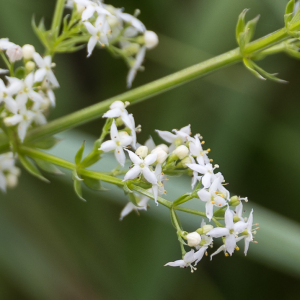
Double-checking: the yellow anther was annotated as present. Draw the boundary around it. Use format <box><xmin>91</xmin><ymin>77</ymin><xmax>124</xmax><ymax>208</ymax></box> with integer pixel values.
<box><xmin>254</xmin><ymin>241</ymin><xmax>258</xmax><ymax>244</ymax></box>
<box><xmin>161</xmin><ymin>172</ymin><xmax>164</xmax><ymax>175</ymax></box>
<box><xmin>207</xmin><ymin>148</ymin><xmax>211</xmax><ymax>152</ymax></box>
<box><xmin>220</xmin><ymin>194</ymin><xmax>224</xmax><ymax>197</ymax></box>
<box><xmin>164</xmin><ymin>190</ymin><xmax>167</xmax><ymax>194</ymax></box>
<box><xmin>235</xmin><ymin>246</ymin><xmax>240</xmax><ymax>251</ymax></box>
<box><xmin>211</xmin><ymin>201</ymin><xmax>215</xmax><ymax>204</ymax></box>
<box><xmin>117</xmin><ymin>151</ymin><xmax>120</xmax><ymax>153</ymax></box>
<box><xmin>218</xmin><ymin>203</ymin><xmax>222</xmax><ymax>207</ymax></box>
<box><xmin>165</xmin><ymin>178</ymin><xmax>169</xmax><ymax>181</ymax></box>
<box><xmin>215</xmin><ymin>191</ymin><xmax>218</xmax><ymax>194</ymax></box>
<box><xmin>210</xmin><ymin>159</ymin><xmax>213</xmax><ymax>162</ymax></box>
<box><xmin>160</xmin><ymin>184</ymin><xmax>163</xmax><ymax>187</ymax></box>
<box><xmin>205</xmin><ymin>251</ymin><xmax>208</xmax><ymax>256</ymax></box>
<box><xmin>225</xmin><ymin>253</ymin><xmax>229</xmax><ymax>257</ymax></box>
<box><xmin>201</xmin><ymin>141</ymin><xmax>205</xmax><ymax>144</ymax></box>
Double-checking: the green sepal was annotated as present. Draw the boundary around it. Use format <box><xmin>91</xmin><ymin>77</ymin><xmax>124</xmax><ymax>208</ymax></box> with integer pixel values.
<box><xmin>236</xmin><ymin>9</ymin><xmax>248</xmax><ymax>44</ymax></box>
<box><xmin>286</xmin><ymin>0</ymin><xmax>295</xmax><ymax>15</ymax></box>
<box><xmin>73</xmin><ymin>178</ymin><xmax>86</xmax><ymax>201</ymax></box>
<box><xmin>243</xmin><ymin>58</ymin><xmax>266</xmax><ymax>80</ymax></box>
<box><xmin>31</xmin><ymin>17</ymin><xmax>50</xmax><ymax>50</ymax></box>
<box><xmin>173</xmin><ymin>193</ymin><xmax>192</xmax><ymax>206</ymax></box>
<box><xmin>80</xmin><ymin>153</ymin><xmax>101</xmax><ymax>168</ymax></box>
<box><xmin>26</xmin><ymin>136</ymin><xmax>61</xmax><ymax>150</ymax></box>
<box><xmin>82</xmin><ymin>176</ymin><xmax>107</xmax><ymax>191</ymax></box>
<box><xmin>33</xmin><ymin>158</ymin><xmax>64</xmax><ymax>175</ymax></box>
<box><xmin>18</xmin><ymin>154</ymin><xmax>49</xmax><ymax>183</ymax></box>
<box><xmin>75</xmin><ymin>141</ymin><xmax>85</xmax><ymax>165</ymax></box>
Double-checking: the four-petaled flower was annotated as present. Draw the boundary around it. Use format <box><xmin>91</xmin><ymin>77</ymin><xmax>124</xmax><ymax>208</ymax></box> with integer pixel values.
<box><xmin>189</xmin><ymin>134</ymin><xmax>210</xmax><ymax>166</ymax></box>
<box><xmin>207</xmin><ymin>206</ymin><xmax>247</xmax><ymax>256</ymax></box>
<box><xmin>123</xmin><ymin>150</ymin><xmax>157</xmax><ymax>184</ymax></box>
<box><xmin>99</xmin><ymin>120</ymin><xmax>132</xmax><ymax>166</ymax></box>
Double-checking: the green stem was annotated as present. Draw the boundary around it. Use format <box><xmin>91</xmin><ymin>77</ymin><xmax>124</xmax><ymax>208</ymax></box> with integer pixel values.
<box><xmin>19</xmin><ymin>146</ymin><xmax>173</xmax><ymax>208</ymax></box>
<box><xmin>1</xmin><ymin>22</ymin><xmax>300</xmax><ymax>153</ymax></box>
<box><xmin>51</xmin><ymin>0</ymin><xmax>66</xmax><ymax>38</ymax></box>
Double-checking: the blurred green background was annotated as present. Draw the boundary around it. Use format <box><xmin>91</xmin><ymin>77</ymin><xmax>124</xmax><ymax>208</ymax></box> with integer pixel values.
<box><xmin>0</xmin><ymin>0</ymin><xmax>300</xmax><ymax>299</ymax></box>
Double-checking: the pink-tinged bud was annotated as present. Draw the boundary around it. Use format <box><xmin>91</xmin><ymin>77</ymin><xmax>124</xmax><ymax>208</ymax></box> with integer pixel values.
<box><xmin>6</xmin><ymin>45</ymin><xmax>23</xmax><ymax>62</ymax></box>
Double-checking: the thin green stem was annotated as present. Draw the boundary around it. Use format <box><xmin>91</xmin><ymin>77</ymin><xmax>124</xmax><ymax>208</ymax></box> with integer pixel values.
<box><xmin>19</xmin><ymin>146</ymin><xmax>173</xmax><ymax>208</ymax></box>
<box><xmin>51</xmin><ymin>0</ymin><xmax>66</xmax><ymax>38</ymax></box>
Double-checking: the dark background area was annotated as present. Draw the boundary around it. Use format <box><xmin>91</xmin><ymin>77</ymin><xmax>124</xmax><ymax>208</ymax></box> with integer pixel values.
<box><xmin>0</xmin><ymin>0</ymin><xmax>299</xmax><ymax>299</ymax></box>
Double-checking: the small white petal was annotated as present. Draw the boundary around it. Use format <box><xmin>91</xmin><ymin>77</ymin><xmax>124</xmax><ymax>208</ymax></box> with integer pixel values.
<box><xmin>115</xmin><ymin>147</ymin><xmax>126</xmax><ymax>166</ymax></box>
<box><xmin>123</xmin><ymin>165</ymin><xmax>141</xmax><ymax>181</ymax></box>
<box><xmin>144</xmin><ymin>153</ymin><xmax>157</xmax><ymax>166</ymax></box>
<box><xmin>207</xmin><ymin>227</ymin><xmax>229</xmax><ymax>238</ymax></box>
<box><xmin>225</xmin><ymin>234</ymin><xmax>236</xmax><ymax>256</ymax></box>
<box><xmin>127</xmin><ymin>150</ymin><xmax>142</xmax><ymax>164</ymax></box>
<box><xmin>100</xmin><ymin>140</ymin><xmax>116</xmax><ymax>152</ymax></box>
<box><xmin>155</xmin><ymin>130</ymin><xmax>176</xmax><ymax>143</ymax></box>
<box><xmin>142</xmin><ymin>167</ymin><xmax>157</xmax><ymax>185</ymax></box>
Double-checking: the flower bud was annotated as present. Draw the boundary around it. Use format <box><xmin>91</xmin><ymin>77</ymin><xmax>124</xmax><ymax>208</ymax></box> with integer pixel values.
<box><xmin>202</xmin><ymin>225</ymin><xmax>214</xmax><ymax>234</ymax></box>
<box><xmin>135</xmin><ymin>146</ymin><xmax>148</xmax><ymax>158</ymax></box>
<box><xmin>229</xmin><ymin>195</ymin><xmax>240</xmax><ymax>207</ymax></box>
<box><xmin>6</xmin><ymin>45</ymin><xmax>23</xmax><ymax>62</ymax></box>
<box><xmin>25</xmin><ymin>61</ymin><xmax>35</xmax><ymax>72</ymax></box>
<box><xmin>186</xmin><ymin>232</ymin><xmax>201</xmax><ymax>247</ymax></box>
<box><xmin>181</xmin><ymin>156</ymin><xmax>192</xmax><ymax>167</ymax></box>
<box><xmin>6</xmin><ymin>174</ymin><xmax>18</xmax><ymax>188</ymax></box>
<box><xmin>22</xmin><ymin>44</ymin><xmax>35</xmax><ymax>59</ymax></box>
<box><xmin>151</xmin><ymin>147</ymin><xmax>168</xmax><ymax>164</ymax></box>
<box><xmin>144</xmin><ymin>31</ymin><xmax>159</xmax><ymax>49</ymax></box>
<box><xmin>156</xmin><ymin>144</ymin><xmax>169</xmax><ymax>153</ymax></box>
<box><xmin>110</xmin><ymin>100</ymin><xmax>125</xmax><ymax>110</ymax></box>
<box><xmin>173</xmin><ymin>145</ymin><xmax>189</xmax><ymax>159</ymax></box>
<box><xmin>123</xmin><ymin>43</ymin><xmax>140</xmax><ymax>57</ymax></box>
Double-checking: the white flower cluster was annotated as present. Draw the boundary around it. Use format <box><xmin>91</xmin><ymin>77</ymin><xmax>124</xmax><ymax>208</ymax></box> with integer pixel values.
<box><xmin>0</xmin><ymin>152</ymin><xmax>20</xmax><ymax>192</ymax></box>
<box><xmin>0</xmin><ymin>39</ymin><xmax>59</xmax><ymax>142</ymax></box>
<box><xmin>100</xmin><ymin>100</ymin><xmax>257</xmax><ymax>270</ymax></box>
<box><xmin>67</xmin><ymin>0</ymin><xmax>159</xmax><ymax>87</ymax></box>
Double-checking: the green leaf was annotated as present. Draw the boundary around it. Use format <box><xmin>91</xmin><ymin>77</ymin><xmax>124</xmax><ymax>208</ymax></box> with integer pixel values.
<box><xmin>80</xmin><ymin>153</ymin><xmax>101</xmax><ymax>168</ymax></box>
<box><xmin>72</xmin><ymin>169</ymin><xmax>83</xmax><ymax>181</ymax></box>
<box><xmin>251</xmin><ymin>60</ymin><xmax>288</xmax><ymax>83</ymax></box>
<box><xmin>173</xmin><ymin>193</ymin><xmax>192</xmax><ymax>206</ymax></box>
<box><xmin>26</xmin><ymin>136</ymin><xmax>61</xmax><ymax>150</ymax></box>
<box><xmin>243</xmin><ymin>58</ymin><xmax>266</xmax><ymax>80</ymax></box>
<box><xmin>18</xmin><ymin>154</ymin><xmax>49</xmax><ymax>183</ymax></box>
<box><xmin>75</xmin><ymin>141</ymin><xmax>85</xmax><ymax>165</ymax></box>
<box><xmin>31</xmin><ymin>17</ymin><xmax>50</xmax><ymax>50</ymax></box>
<box><xmin>236</xmin><ymin>9</ymin><xmax>248</xmax><ymax>44</ymax></box>
<box><xmin>14</xmin><ymin>67</ymin><xmax>25</xmax><ymax>79</ymax></box>
<box><xmin>286</xmin><ymin>0</ymin><xmax>295</xmax><ymax>15</ymax></box>
<box><xmin>73</xmin><ymin>179</ymin><xmax>86</xmax><ymax>201</ymax></box>
<box><xmin>82</xmin><ymin>176</ymin><xmax>107</xmax><ymax>191</ymax></box>
<box><xmin>33</xmin><ymin>158</ymin><xmax>64</xmax><ymax>175</ymax></box>
<box><xmin>244</xmin><ymin>15</ymin><xmax>260</xmax><ymax>44</ymax></box>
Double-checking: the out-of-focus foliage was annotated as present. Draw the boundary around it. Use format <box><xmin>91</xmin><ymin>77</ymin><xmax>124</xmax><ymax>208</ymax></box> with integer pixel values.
<box><xmin>0</xmin><ymin>0</ymin><xmax>300</xmax><ymax>299</ymax></box>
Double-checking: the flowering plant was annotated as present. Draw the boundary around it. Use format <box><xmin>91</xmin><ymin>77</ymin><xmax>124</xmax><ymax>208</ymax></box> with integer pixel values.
<box><xmin>1</xmin><ymin>0</ymin><xmax>300</xmax><ymax>271</ymax></box>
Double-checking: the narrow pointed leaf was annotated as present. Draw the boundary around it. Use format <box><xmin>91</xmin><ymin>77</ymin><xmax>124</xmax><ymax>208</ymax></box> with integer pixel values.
<box><xmin>245</xmin><ymin>15</ymin><xmax>260</xmax><ymax>44</ymax></box>
<box><xmin>19</xmin><ymin>154</ymin><xmax>49</xmax><ymax>183</ymax></box>
<box><xmin>236</xmin><ymin>9</ymin><xmax>249</xmax><ymax>44</ymax></box>
<box><xmin>72</xmin><ymin>169</ymin><xmax>83</xmax><ymax>181</ymax></box>
<box><xmin>286</xmin><ymin>0</ymin><xmax>295</xmax><ymax>15</ymax></box>
<box><xmin>128</xmin><ymin>192</ymin><xmax>139</xmax><ymax>206</ymax></box>
<box><xmin>74</xmin><ymin>179</ymin><xmax>86</xmax><ymax>201</ymax></box>
<box><xmin>243</xmin><ymin>58</ymin><xmax>266</xmax><ymax>80</ymax></box>
<box><xmin>123</xmin><ymin>182</ymin><xmax>133</xmax><ymax>194</ymax></box>
<box><xmin>27</xmin><ymin>136</ymin><xmax>61</xmax><ymax>150</ymax></box>
<box><xmin>75</xmin><ymin>141</ymin><xmax>85</xmax><ymax>165</ymax></box>
<box><xmin>173</xmin><ymin>193</ymin><xmax>192</xmax><ymax>206</ymax></box>
<box><xmin>34</xmin><ymin>158</ymin><xmax>64</xmax><ymax>175</ymax></box>
<box><xmin>82</xmin><ymin>176</ymin><xmax>107</xmax><ymax>191</ymax></box>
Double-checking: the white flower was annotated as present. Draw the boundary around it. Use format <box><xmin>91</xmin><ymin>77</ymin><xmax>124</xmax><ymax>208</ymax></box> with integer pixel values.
<box><xmin>186</xmin><ymin>232</ymin><xmax>201</xmax><ymax>247</ymax></box>
<box><xmin>117</xmin><ymin>11</ymin><xmax>146</xmax><ymax>32</ymax></box>
<box><xmin>99</xmin><ymin>120</ymin><xmax>132</xmax><ymax>166</ymax></box>
<box><xmin>173</xmin><ymin>145</ymin><xmax>189</xmax><ymax>159</ymax></box>
<box><xmin>197</xmin><ymin>177</ymin><xmax>228</xmax><ymax>220</ymax></box>
<box><xmin>156</xmin><ymin>124</ymin><xmax>191</xmax><ymax>152</ymax></box>
<box><xmin>127</xmin><ymin>46</ymin><xmax>146</xmax><ymax>88</ymax></box>
<box><xmin>84</xmin><ymin>14</ymin><xmax>111</xmax><ymax>57</ymax></box>
<box><xmin>241</xmin><ymin>209</ymin><xmax>254</xmax><ymax>256</ymax></box>
<box><xmin>0</xmin><ymin>38</ymin><xmax>15</xmax><ymax>50</ymax></box>
<box><xmin>0</xmin><ymin>153</ymin><xmax>20</xmax><ymax>192</ymax></box>
<box><xmin>33</xmin><ymin>53</ymin><xmax>59</xmax><ymax>87</ymax></box>
<box><xmin>120</xmin><ymin>194</ymin><xmax>149</xmax><ymax>220</ymax></box>
<box><xmin>4</xmin><ymin>105</ymin><xmax>46</xmax><ymax>142</ymax></box>
<box><xmin>74</xmin><ymin>0</ymin><xmax>111</xmax><ymax>21</ymax></box>
<box><xmin>0</xmin><ymin>69</ymin><xmax>9</xmax><ymax>74</ymax></box>
<box><xmin>0</xmin><ymin>78</ymin><xmax>21</xmax><ymax>114</ymax></box>
<box><xmin>7</xmin><ymin>73</ymin><xmax>44</xmax><ymax>108</ymax></box>
<box><xmin>144</xmin><ymin>30</ymin><xmax>159</xmax><ymax>49</ymax></box>
<box><xmin>189</xmin><ymin>134</ymin><xmax>210</xmax><ymax>166</ymax></box>
<box><xmin>102</xmin><ymin>101</ymin><xmax>134</xmax><ymax>131</ymax></box>
<box><xmin>165</xmin><ymin>250</ymin><xmax>197</xmax><ymax>272</ymax></box>
<box><xmin>6</xmin><ymin>45</ymin><xmax>23</xmax><ymax>62</ymax></box>
<box><xmin>151</xmin><ymin>163</ymin><xmax>166</xmax><ymax>204</ymax></box>
<box><xmin>207</xmin><ymin>206</ymin><xmax>247</xmax><ymax>256</ymax></box>
<box><xmin>123</xmin><ymin>150</ymin><xmax>157</xmax><ymax>184</ymax></box>
<box><xmin>22</xmin><ymin>44</ymin><xmax>35</xmax><ymax>60</ymax></box>
<box><xmin>186</xmin><ymin>163</ymin><xmax>218</xmax><ymax>188</ymax></box>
